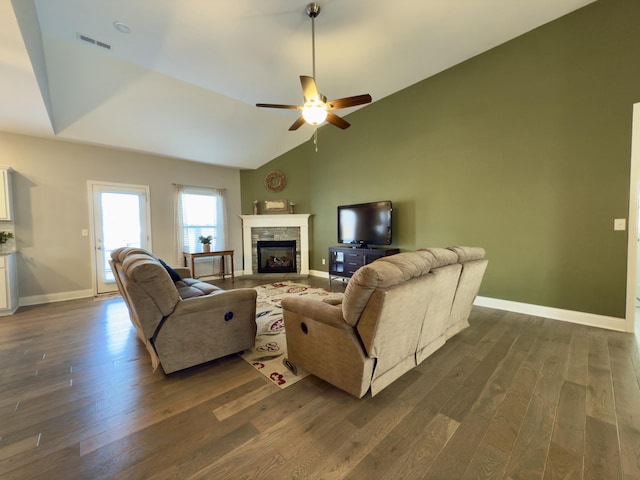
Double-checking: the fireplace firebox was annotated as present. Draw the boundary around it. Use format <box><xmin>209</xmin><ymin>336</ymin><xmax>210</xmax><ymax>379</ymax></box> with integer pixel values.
<box><xmin>257</xmin><ymin>240</ymin><xmax>297</xmax><ymax>273</ymax></box>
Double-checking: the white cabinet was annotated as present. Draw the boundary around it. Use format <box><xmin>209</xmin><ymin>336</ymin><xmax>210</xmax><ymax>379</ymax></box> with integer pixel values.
<box><xmin>0</xmin><ymin>167</ymin><xmax>13</xmax><ymax>221</ymax></box>
<box><xmin>0</xmin><ymin>253</ymin><xmax>18</xmax><ymax>315</ymax></box>
<box><xmin>0</xmin><ymin>167</ymin><xmax>16</xmax><ymax>314</ymax></box>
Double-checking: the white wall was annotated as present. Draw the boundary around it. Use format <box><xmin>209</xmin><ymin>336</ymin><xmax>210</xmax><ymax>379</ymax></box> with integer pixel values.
<box><xmin>0</xmin><ymin>131</ymin><xmax>243</xmax><ymax>304</ymax></box>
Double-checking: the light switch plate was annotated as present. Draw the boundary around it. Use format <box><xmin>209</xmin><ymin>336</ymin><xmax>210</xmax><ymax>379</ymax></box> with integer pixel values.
<box><xmin>614</xmin><ymin>218</ymin><xmax>626</xmax><ymax>231</ymax></box>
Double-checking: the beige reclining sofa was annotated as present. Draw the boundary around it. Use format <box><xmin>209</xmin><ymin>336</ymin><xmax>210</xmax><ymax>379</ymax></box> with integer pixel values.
<box><xmin>282</xmin><ymin>246</ymin><xmax>487</xmax><ymax>398</ymax></box>
<box><xmin>110</xmin><ymin>247</ymin><xmax>257</xmax><ymax>374</ymax></box>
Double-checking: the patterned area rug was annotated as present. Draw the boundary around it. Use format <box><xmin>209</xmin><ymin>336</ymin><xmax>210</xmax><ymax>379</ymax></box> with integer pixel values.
<box><xmin>240</xmin><ymin>281</ymin><xmax>343</xmax><ymax>389</ymax></box>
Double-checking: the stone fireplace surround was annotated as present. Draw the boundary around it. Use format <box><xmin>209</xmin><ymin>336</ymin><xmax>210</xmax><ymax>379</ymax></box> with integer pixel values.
<box><xmin>240</xmin><ymin>214</ymin><xmax>310</xmax><ymax>275</ymax></box>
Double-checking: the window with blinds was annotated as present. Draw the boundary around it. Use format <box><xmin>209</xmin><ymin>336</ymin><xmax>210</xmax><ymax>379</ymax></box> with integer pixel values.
<box><xmin>177</xmin><ymin>186</ymin><xmax>226</xmax><ymax>254</ymax></box>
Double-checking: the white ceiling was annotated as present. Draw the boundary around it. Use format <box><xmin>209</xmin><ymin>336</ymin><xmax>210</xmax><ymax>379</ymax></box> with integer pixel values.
<box><xmin>0</xmin><ymin>0</ymin><xmax>595</xmax><ymax>170</ymax></box>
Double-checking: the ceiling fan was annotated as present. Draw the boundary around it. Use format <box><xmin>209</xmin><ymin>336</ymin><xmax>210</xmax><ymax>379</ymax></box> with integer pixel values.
<box><xmin>256</xmin><ymin>3</ymin><xmax>372</xmax><ymax>134</ymax></box>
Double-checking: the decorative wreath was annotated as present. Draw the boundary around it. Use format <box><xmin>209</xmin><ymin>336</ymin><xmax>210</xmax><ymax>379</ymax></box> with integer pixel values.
<box><xmin>264</xmin><ymin>170</ymin><xmax>286</xmax><ymax>192</ymax></box>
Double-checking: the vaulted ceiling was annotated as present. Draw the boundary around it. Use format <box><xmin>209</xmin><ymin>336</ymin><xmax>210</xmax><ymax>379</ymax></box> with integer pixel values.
<box><xmin>0</xmin><ymin>0</ymin><xmax>595</xmax><ymax>169</ymax></box>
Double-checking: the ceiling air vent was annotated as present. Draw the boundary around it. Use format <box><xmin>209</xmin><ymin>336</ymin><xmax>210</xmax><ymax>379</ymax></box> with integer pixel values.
<box><xmin>77</xmin><ymin>33</ymin><xmax>111</xmax><ymax>50</ymax></box>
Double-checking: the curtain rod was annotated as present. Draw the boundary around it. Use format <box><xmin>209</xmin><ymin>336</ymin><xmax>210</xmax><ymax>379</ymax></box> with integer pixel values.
<box><xmin>172</xmin><ymin>183</ymin><xmax>227</xmax><ymax>191</ymax></box>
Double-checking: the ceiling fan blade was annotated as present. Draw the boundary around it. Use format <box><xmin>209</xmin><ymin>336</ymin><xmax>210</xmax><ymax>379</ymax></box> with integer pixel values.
<box><xmin>256</xmin><ymin>103</ymin><xmax>300</xmax><ymax>109</ymax></box>
<box><xmin>326</xmin><ymin>94</ymin><xmax>372</xmax><ymax>110</ymax></box>
<box><xmin>300</xmin><ymin>75</ymin><xmax>320</xmax><ymax>101</ymax></box>
<box><xmin>288</xmin><ymin>116</ymin><xmax>306</xmax><ymax>131</ymax></box>
<box><xmin>326</xmin><ymin>112</ymin><xmax>350</xmax><ymax>129</ymax></box>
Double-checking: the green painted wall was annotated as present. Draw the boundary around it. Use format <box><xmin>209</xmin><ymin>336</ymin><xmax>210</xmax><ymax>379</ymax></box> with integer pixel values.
<box><xmin>241</xmin><ymin>0</ymin><xmax>640</xmax><ymax>318</ymax></box>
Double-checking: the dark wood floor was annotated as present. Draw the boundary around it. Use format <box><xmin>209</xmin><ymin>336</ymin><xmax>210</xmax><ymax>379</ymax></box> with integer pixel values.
<box><xmin>1</xmin><ymin>274</ymin><xmax>640</xmax><ymax>479</ymax></box>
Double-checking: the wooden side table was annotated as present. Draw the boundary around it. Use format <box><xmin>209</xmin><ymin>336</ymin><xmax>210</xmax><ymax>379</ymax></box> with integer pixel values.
<box><xmin>183</xmin><ymin>250</ymin><xmax>234</xmax><ymax>281</ymax></box>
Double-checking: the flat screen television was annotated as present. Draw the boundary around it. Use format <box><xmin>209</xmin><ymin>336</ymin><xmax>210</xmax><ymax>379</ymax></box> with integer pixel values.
<box><xmin>337</xmin><ymin>200</ymin><xmax>393</xmax><ymax>247</ymax></box>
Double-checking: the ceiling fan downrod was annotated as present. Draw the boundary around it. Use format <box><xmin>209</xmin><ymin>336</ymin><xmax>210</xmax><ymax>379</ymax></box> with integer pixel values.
<box><xmin>306</xmin><ymin>3</ymin><xmax>320</xmax><ymax>81</ymax></box>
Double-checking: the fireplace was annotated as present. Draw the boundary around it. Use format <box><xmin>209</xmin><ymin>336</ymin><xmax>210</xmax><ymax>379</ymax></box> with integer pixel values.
<box><xmin>240</xmin><ymin>214</ymin><xmax>310</xmax><ymax>275</ymax></box>
<box><xmin>257</xmin><ymin>240</ymin><xmax>297</xmax><ymax>273</ymax></box>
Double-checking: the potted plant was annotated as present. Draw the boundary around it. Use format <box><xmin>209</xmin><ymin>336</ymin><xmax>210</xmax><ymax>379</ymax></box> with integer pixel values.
<box><xmin>0</xmin><ymin>231</ymin><xmax>13</xmax><ymax>246</ymax></box>
<box><xmin>0</xmin><ymin>231</ymin><xmax>13</xmax><ymax>252</ymax></box>
<box><xmin>198</xmin><ymin>235</ymin><xmax>212</xmax><ymax>253</ymax></box>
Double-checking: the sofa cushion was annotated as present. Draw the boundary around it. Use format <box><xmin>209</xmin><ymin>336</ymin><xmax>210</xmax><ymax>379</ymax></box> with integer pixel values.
<box><xmin>111</xmin><ymin>246</ymin><xmax>153</xmax><ymax>263</ymax></box>
<box><xmin>121</xmin><ymin>253</ymin><xmax>180</xmax><ymax>316</ymax></box>
<box><xmin>418</xmin><ymin>247</ymin><xmax>458</xmax><ymax>268</ymax></box>
<box><xmin>448</xmin><ymin>246</ymin><xmax>485</xmax><ymax>262</ymax></box>
<box><xmin>342</xmin><ymin>251</ymin><xmax>432</xmax><ymax>326</ymax></box>
<box><xmin>446</xmin><ymin>247</ymin><xmax>488</xmax><ymax>339</ymax></box>
<box><xmin>376</xmin><ymin>251</ymin><xmax>432</xmax><ymax>278</ymax></box>
<box><xmin>176</xmin><ymin>278</ymin><xmax>219</xmax><ymax>299</ymax></box>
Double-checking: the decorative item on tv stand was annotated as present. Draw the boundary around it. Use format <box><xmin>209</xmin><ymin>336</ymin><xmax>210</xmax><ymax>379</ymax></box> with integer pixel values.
<box><xmin>198</xmin><ymin>235</ymin><xmax>212</xmax><ymax>253</ymax></box>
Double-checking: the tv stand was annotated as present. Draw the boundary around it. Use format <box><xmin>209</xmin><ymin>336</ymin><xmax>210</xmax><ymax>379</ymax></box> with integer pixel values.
<box><xmin>328</xmin><ymin>246</ymin><xmax>400</xmax><ymax>285</ymax></box>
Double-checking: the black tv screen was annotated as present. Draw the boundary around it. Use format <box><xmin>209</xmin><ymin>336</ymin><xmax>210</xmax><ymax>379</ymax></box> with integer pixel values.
<box><xmin>337</xmin><ymin>201</ymin><xmax>392</xmax><ymax>247</ymax></box>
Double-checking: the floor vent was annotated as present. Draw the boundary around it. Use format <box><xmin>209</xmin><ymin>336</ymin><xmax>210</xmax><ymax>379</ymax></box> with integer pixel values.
<box><xmin>77</xmin><ymin>33</ymin><xmax>111</xmax><ymax>50</ymax></box>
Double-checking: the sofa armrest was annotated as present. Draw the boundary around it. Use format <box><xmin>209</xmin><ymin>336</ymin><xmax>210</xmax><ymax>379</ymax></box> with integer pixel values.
<box><xmin>282</xmin><ymin>295</ymin><xmax>374</xmax><ymax>398</ymax></box>
<box><xmin>281</xmin><ymin>296</ymin><xmax>347</xmax><ymax>330</ymax></box>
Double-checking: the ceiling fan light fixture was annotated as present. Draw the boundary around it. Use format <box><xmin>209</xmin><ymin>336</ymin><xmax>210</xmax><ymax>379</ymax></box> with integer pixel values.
<box><xmin>302</xmin><ymin>103</ymin><xmax>328</xmax><ymax>125</ymax></box>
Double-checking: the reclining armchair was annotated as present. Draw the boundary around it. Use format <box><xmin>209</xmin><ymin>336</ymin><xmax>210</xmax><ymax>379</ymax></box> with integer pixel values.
<box><xmin>110</xmin><ymin>247</ymin><xmax>257</xmax><ymax>374</ymax></box>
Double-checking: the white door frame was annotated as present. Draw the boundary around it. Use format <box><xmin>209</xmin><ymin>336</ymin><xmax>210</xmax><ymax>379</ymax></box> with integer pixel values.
<box><xmin>625</xmin><ymin>103</ymin><xmax>640</xmax><ymax>332</ymax></box>
<box><xmin>88</xmin><ymin>181</ymin><xmax>152</xmax><ymax>295</ymax></box>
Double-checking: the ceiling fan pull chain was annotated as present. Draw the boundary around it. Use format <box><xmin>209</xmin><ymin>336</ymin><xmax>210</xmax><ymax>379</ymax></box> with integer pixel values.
<box><xmin>314</xmin><ymin>128</ymin><xmax>319</xmax><ymax>152</ymax></box>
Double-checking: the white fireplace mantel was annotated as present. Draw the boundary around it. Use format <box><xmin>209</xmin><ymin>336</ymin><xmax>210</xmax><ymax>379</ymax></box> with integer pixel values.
<box><xmin>240</xmin><ymin>214</ymin><xmax>311</xmax><ymax>275</ymax></box>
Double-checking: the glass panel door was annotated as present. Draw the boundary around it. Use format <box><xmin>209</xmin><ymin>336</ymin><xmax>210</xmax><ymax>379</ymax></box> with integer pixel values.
<box><xmin>90</xmin><ymin>182</ymin><xmax>150</xmax><ymax>294</ymax></box>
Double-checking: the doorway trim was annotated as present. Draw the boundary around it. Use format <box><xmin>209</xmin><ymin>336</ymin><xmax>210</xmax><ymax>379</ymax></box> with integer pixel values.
<box><xmin>625</xmin><ymin>103</ymin><xmax>640</xmax><ymax>333</ymax></box>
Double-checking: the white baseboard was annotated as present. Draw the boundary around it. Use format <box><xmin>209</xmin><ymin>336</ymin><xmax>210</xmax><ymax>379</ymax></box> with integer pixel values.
<box><xmin>20</xmin><ymin>289</ymin><xmax>94</xmax><ymax>307</ymax></box>
<box><xmin>311</xmin><ymin>270</ymin><xmax>627</xmax><ymax>332</ymax></box>
<box><xmin>309</xmin><ymin>269</ymin><xmax>328</xmax><ymax>278</ymax></box>
<box><xmin>474</xmin><ymin>296</ymin><xmax>627</xmax><ymax>332</ymax></box>
<box><xmin>16</xmin><ymin>275</ymin><xmax>629</xmax><ymax>333</ymax></box>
